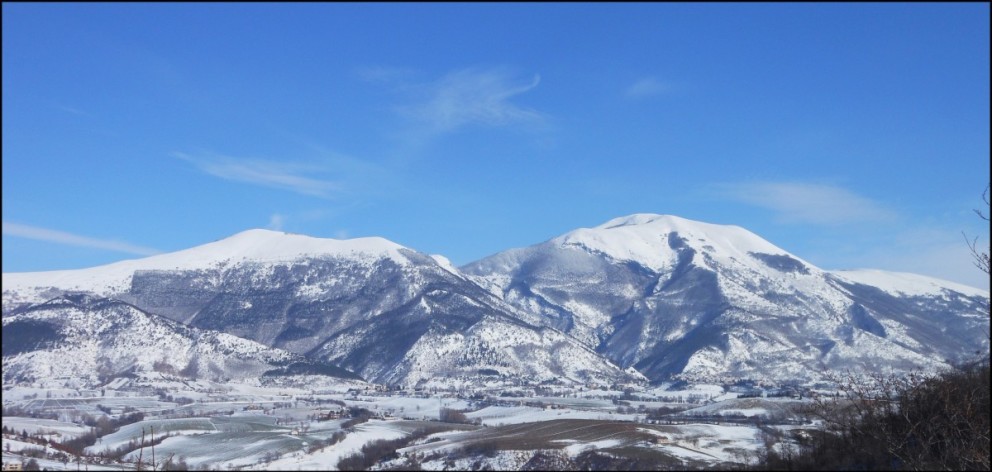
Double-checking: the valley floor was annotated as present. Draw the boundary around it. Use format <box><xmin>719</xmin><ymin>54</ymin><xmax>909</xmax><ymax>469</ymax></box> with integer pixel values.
<box><xmin>1</xmin><ymin>378</ymin><xmax>821</xmax><ymax>471</ymax></box>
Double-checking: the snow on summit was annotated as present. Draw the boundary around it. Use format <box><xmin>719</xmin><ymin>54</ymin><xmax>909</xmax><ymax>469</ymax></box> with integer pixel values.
<box><xmin>3</xmin><ymin>215</ymin><xmax>988</xmax><ymax>387</ymax></box>
<box><xmin>554</xmin><ymin>213</ymin><xmax>812</xmax><ymax>273</ymax></box>
<box><xmin>182</xmin><ymin>229</ymin><xmax>409</xmax><ymax>265</ymax></box>
<box><xmin>2</xmin><ymin>229</ymin><xmax>411</xmax><ymax>301</ymax></box>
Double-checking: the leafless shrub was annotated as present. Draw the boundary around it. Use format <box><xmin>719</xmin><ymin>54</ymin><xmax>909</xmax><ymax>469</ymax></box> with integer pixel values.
<box><xmin>964</xmin><ymin>184</ymin><xmax>990</xmax><ymax>277</ymax></box>
<box><xmin>759</xmin><ymin>362</ymin><xmax>990</xmax><ymax>470</ymax></box>
<box><xmin>439</xmin><ymin>407</ymin><xmax>470</xmax><ymax>424</ymax></box>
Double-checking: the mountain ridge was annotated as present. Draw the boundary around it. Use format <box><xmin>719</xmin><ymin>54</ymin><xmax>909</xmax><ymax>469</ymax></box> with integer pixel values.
<box><xmin>4</xmin><ymin>214</ymin><xmax>988</xmax><ymax>387</ymax></box>
<box><xmin>462</xmin><ymin>213</ymin><xmax>989</xmax><ymax>383</ymax></box>
<box><xmin>4</xmin><ymin>217</ymin><xmax>987</xmax><ymax>296</ymax></box>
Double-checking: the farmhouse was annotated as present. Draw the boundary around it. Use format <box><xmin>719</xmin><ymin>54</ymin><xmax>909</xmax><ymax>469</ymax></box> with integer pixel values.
<box><xmin>2</xmin><ymin>462</ymin><xmax>24</xmax><ymax>471</ymax></box>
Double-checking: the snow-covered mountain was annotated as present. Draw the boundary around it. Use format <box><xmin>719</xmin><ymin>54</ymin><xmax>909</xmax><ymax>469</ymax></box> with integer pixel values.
<box><xmin>2</xmin><ymin>229</ymin><xmax>412</xmax><ymax>311</ymax></box>
<box><xmin>462</xmin><ymin>214</ymin><xmax>990</xmax><ymax>384</ymax></box>
<box><xmin>2</xmin><ymin>229</ymin><xmax>636</xmax><ymax>387</ymax></box>
<box><xmin>4</xmin><ymin>218</ymin><xmax>988</xmax><ymax>387</ymax></box>
<box><xmin>2</xmin><ymin>293</ymin><xmax>361</xmax><ymax>388</ymax></box>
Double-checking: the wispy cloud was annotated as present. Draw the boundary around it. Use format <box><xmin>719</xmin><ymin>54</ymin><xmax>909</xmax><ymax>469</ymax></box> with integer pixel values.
<box><xmin>2</xmin><ymin>222</ymin><xmax>161</xmax><ymax>256</ymax></box>
<box><xmin>400</xmin><ymin>67</ymin><xmax>545</xmax><ymax>135</ymax></box>
<box><xmin>267</xmin><ymin>214</ymin><xmax>286</xmax><ymax>231</ymax></box>
<box><xmin>714</xmin><ymin>181</ymin><xmax>898</xmax><ymax>225</ymax></box>
<box><xmin>807</xmin><ymin>225</ymin><xmax>990</xmax><ymax>290</ymax></box>
<box><xmin>54</xmin><ymin>104</ymin><xmax>94</xmax><ymax>117</ymax></box>
<box><xmin>624</xmin><ymin>77</ymin><xmax>670</xmax><ymax>99</ymax></box>
<box><xmin>174</xmin><ymin>151</ymin><xmax>342</xmax><ymax>198</ymax></box>
<box><xmin>881</xmin><ymin>229</ymin><xmax>989</xmax><ymax>289</ymax></box>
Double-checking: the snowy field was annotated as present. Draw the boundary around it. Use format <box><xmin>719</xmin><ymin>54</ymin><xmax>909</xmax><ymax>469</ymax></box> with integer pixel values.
<box><xmin>394</xmin><ymin>418</ymin><xmax>764</xmax><ymax>470</ymax></box>
<box><xmin>84</xmin><ymin>417</ymin><xmax>218</xmax><ymax>454</ymax></box>
<box><xmin>341</xmin><ymin>395</ymin><xmax>472</xmax><ymax>421</ymax></box>
<box><xmin>1</xmin><ymin>380</ymin><xmax>816</xmax><ymax>470</ymax></box>
<box><xmin>465</xmin><ymin>405</ymin><xmax>639</xmax><ymax>426</ymax></box>
<box><xmin>247</xmin><ymin>420</ymin><xmax>408</xmax><ymax>471</ymax></box>
<box><xmin>2</xmin><ymin>417</ymin><xmax>90</xmax><ymax>439</ymax></box>
<box><xmin>677</xmin><ymin>396</ymin><xmax>805</xmax><ymax>419</ymax></box>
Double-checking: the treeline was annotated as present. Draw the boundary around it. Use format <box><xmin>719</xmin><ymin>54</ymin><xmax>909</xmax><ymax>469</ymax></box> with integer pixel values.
<box><xmin>341</xmin><ymin>406</ymin><xmax>375</xmax><ymax>428</ymax></box>
<box><xmin>59</xmin><ymin>410</ymin><xmax>145</xmax><ymax>455</ymax></box>
<box><xmin>336</xmin><ymin>426</ymin><xmax>450</xmax><ymax>471</ymax></box>
<box><xmin>1</xmin><ymin>405</ymin><xmax>59</xmax><ymax>420</ymax></box>
<box><xmin>439</xmin><ymin>407</ymin><xmax>472</xmax><ymax>424</ymax></box>
<box><xmin>336</xmin><ymin>435</ymin><xmax>412</xmax><ymax>470</ymax></box>
<box><xmin>0</xmin><ymin>409</ymin><xmax>148</xmax><ymax>458</ymax></box>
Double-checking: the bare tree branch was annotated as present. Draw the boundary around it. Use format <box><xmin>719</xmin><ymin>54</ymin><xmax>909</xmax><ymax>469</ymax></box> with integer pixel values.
<box><xmin>964</xmin><ymin>185</ymin><xmax>990</xmax><ymax>276</ymax></box>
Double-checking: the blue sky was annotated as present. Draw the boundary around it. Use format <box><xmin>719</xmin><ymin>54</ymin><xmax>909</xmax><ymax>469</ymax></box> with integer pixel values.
<box><xmin>3</xmin><ymin>3</ymin><xmax>990</xmax><ymax>289</ymax></box>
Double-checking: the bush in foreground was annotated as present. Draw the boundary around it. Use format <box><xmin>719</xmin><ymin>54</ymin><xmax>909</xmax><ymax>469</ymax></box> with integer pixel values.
<box><xmin>758</xmin><ymin>361</ymin><xmax>990</xmax><ymax>471</ymax></box>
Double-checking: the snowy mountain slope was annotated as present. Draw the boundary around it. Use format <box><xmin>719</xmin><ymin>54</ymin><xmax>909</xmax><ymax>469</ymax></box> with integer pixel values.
<box><xmin>3</xmin><ymin>230</ymin><xmax>445</xmax><ymax>349</ymax></box>
<box><xmin>309</xmin><ymin>280</ymin><xmax>640</xmax><ymax>387</ymax></box>
<box><xmin>462</xmin><ymin>214</ymin><xmax>990</xmax><ymax>384</ymax></box>
<box><xmin>3</xmin><ymin>218</ymin><xmax>988</xmax><ymax>388</ymax></box>
<box><xmin>2</xmin><ymin>229</ymin><xmax>636</xmax><ymax>387</ymax></box>
<box><xmin>1</xmin><ymin>229</ymin><xmax>409</xmax><ymax>312</ymax></box>
<box><xmin>1</xmin><ymin>293</ymin><xmax>361</xmax><ymax>388</ymax></box>
<box><xmin>828</xmin><ymin>269</ymin><xmax>988</xmax><ymax>298</ymax></box>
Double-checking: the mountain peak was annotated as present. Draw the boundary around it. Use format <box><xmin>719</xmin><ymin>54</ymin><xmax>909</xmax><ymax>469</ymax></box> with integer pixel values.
<box><xmin>594</xmin><ymin>213</ymin><xmax>750</xmax><ymax>234</ymax></box>
<box><xmin>2</xmin><ymin>229</ymin><xmax>413</xmax><ymax>300</ymax></box>
<box><xmin>118</xmin><ymin>228</ymin><xmax>410</xmax><ymax>272</ymax></box>
<box><xmin>596</xmin><ymin>213</ymin><xmax>681</xmax><ymax>229</ymax></box>
<box><xmin>551</xmin><ymin>213</ymin><xmax>798</xmax><ymax>273</ymax></box>
<box><xmin>213</xmin><ymin>228</ymin><xmax>405</xmax><ymax>260</ymax></box>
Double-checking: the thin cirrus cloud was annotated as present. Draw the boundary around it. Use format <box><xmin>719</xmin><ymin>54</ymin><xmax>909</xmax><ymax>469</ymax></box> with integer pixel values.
<box><xmin>399</xmin><ymin>67</ymin><xmax>545</xmax><ymax>135</ymax></box>
<box><xmin>624</xmin><ymin>77</ymin><xmax>671</xmax><ymax>99</ymax></box>
<box><xmin>714</xmin><ymin>181</ymin><xmax>898</xmax><ymax>225</ymax></box>
<box><xmin>852</xmin><ymin>228</ymin><xmax>989</xmax><ymax>289</ymax></box>
<box><xmin>174</xmin><ymin>151</ymin><xmax>341</xmax><ymax>198</ymax></box>
<box><xmin>267</xmin><ymin>214</ymin><xmax>286</xmax><ymax>231</ymax></box>
<box><xmin>2</xmin><ymin>221</ymin><xmax>162</xmax><ymax>256</ymax></box>
<box><xmin>54</xmin><ymin>103</ymin><xmax>94</xmax><ymax>117</ymax></box>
